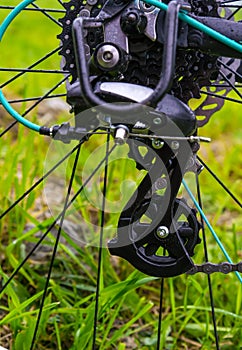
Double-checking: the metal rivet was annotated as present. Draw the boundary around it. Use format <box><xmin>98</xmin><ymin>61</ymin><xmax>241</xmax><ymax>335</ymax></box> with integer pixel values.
<box><xmin>153</xmin><ymin>117</ymin><xmax>162</xmax><ymax>125</ymax></box>
<box><xmin>171</xmin><ymin>141</ymin><xmax>180</xmax><ymax>150</ymax></box>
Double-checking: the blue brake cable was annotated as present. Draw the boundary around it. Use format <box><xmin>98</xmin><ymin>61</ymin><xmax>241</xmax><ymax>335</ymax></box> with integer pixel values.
<box><xmin>0</xmin><ymin>0</ymin><xmax>242</xmax><ymax>133</ymax></box>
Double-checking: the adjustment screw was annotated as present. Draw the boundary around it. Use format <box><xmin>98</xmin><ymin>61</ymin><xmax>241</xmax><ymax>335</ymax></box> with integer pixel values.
<box><xmin>171</xmin><ymin>141</ymin><xmax>179</xmax><ymax>150</ymax></box>
<box><xmin>156</xmin><ymin>226</ymin><xmax>169</xmax><ymax>239</ymax></box>
<box><xmin>114</xmin><ymin>125</ymin><xmax>129</xmax><ymax>145</ymax></box>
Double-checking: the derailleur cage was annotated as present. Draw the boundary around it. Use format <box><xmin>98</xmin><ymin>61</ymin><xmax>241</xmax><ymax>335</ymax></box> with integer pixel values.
<box><xmin>108</xmin><ymin>139</ymin><xmax>201</xmax><ymax>278</ymax></box>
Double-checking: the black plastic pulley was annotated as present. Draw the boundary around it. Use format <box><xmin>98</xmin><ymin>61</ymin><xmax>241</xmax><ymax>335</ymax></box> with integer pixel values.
<box><xmin>108</xmin><ymin>198</ymin><xmax>201</xmax><ymax>278</ymax></box>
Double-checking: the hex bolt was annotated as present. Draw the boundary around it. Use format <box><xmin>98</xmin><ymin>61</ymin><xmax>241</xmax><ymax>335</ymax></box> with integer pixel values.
<box><xmin>103</xmin><ymin>51</ymin><xmax>113</xmax><ymax>61</ymax></box>
<box><xmin>96</xmin><ymin>44</ymin><xmax>120</xmax><ymax>69</ymax></box>
<box><xmin>156</xmin><ymin>226</ymin><xmax>169</xmax><ymax>239</ymax></box>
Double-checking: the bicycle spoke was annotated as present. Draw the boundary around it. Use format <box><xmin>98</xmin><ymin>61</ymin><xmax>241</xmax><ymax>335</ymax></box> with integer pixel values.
<box><xmin>0</xmin><ymin>93</ymin><xmax>67</xmax><ymax>105</ymax></box>
<box><xmin>200</xmin><ymin>90</ymin><xmax>242</xmax><ymax>104</ymax></box>
<box><xmin>210</xmin><ymin>84</ymin><xmax>242</xmax><ymax>88</ymax></box>
<box><xmin>197</xmin><ymin>156</ymin><xmax>242</xmax><ymax>208</ymax></box>
<box><xmin>0</xmin><ymin>138</ymin><xmax>115</xmax><ymax>295</ymax></box>
<box><xmin>219</xmin><ymin>70</ymin><xmax>242</xmax><ymax>99</ymax></box>
<box><xmin>0</xmin><ymin>141</ymin><xmax>82</xmax><ymax>220</ymax></box>
<box><xmin>22</xmin><ymin>75</ymin><xmax>70</xmax><ymax>117</ymax></box>
<box><xmin>218</xmin><ymin>0</ymin><xmax>242</xmax><ymax>19</ymax></box>
<box><xmin>217</xmin><ymin>58</ymin><xmax>242</xmax><ymax>81</ymax></box>
<box><xmin>227</xmin><ymin>7</ymin><xmax>240</xmax><ymax>20</ymax></box>
<box><xmin>31</xmin><ymin>3</ymin><xmax>62</xmax><ymax>27</ymax></box>
<box><xmin>0</xmin><ymin>68</ymin><xmax>68</xmax><ymax>74</ymax></box>
<box><xmin>219</xmin><ymin>0</ymin><xmax>241</xmax><ymax>4</ymax></box>
<box><xmin>195</xmin><ymin>172</ymin><xmax>220</xmax><ymax>350</ymax></box>
<box><xmin>0</xmin><ymin>46</ymin><xmax>61</xmax><ymax>89</ymax></box>
<box><xmin>157</xmin><ymin>278</ymin><xmax>165</xmax><ymax>350</ymax></box>
<box><xmin>0</xmin><ymin>121</ymin><xmax>17</xmax><ymax>138</ymax></box>
<box><xmin>0</xmin><ymin>6</ymin><xmax>65</xmax><ymax>13</ymax></box>
<box><xmin>30</xmin><ymin>140</ymin><xmax>82</xmax><ymax>349</ymax></box>
<box><xmin>0</xmin><ymin>76</ymin><xmax>69</xmax><ymax>137</ymax></box>
<box><xmin>92</xmin><ymin>132</ymin><xmax>110</xmax><ymax>349</ymax></box>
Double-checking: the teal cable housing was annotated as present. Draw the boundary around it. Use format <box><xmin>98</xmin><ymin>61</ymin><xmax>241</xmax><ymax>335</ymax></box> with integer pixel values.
<box><xmin>0</xmin><ymin>0</ymin><xmax>40</xmax><ymax>132</ymax></box>
<box><xmin>182</xmin><ymin>180</ymin><xmax>242</xmax><ymax>283</ymax></box>
<box><xmin>0</xmin><ymin>0</ymin><xmax>36</xmax><ymax>41</ymax></box>
<box><xmin>143</xmin><ymin>0</ymin><xmax>242</xmax><ymax>53</ymax></box>
<box><xmin>0</xmin><ymin>90</ymin><xmax>40</xmax><ymax>132</ymax></box>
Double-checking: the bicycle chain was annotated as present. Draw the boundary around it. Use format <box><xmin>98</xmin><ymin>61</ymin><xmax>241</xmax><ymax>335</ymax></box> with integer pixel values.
<box><xmin>187</xmin><ymin>261</ymin><xmax>242</xmax><ymax>275</ymax></box>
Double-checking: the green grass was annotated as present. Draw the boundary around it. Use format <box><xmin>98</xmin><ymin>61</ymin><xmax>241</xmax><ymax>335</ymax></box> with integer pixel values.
<box><xmin>0</xmin><ymin>1</ymin><xmax>241</xmax><ymax>349</ymax></box>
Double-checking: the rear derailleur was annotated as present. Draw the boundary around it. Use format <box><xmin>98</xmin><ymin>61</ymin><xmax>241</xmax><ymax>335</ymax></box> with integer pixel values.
<box><xmin>50</xmin><ymin>0</ymin><xmax>242</xmax><ymax>277</ymax></box>
<box><xmin>108</xmin><ymin>129</ymin><xmax>202</xmax><ymax>277</ymax></box>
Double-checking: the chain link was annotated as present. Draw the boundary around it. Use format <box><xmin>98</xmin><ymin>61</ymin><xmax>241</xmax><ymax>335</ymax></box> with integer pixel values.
<box><xmin>187</xmin><ymin>262</ymin><xmax>242</xmax><ymax>275</ymax></box>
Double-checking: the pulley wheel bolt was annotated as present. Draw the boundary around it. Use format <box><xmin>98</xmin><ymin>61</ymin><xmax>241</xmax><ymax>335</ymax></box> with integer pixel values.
<box><xmin>156</xmin><ymin>226</ymin><xmax>169</xmax><ymax>239</ymax></box>
<box><xmin>103</xmin><ymin>51</ymin><xmax>113</xmax><ymax>61</ymax></box>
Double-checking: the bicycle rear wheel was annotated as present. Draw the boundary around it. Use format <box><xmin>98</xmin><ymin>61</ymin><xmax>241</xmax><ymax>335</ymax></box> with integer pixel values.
<box><xmin>0</xmin><ymin>1</ymin><xmax>241</xmax><ymax>349</ymax></box>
